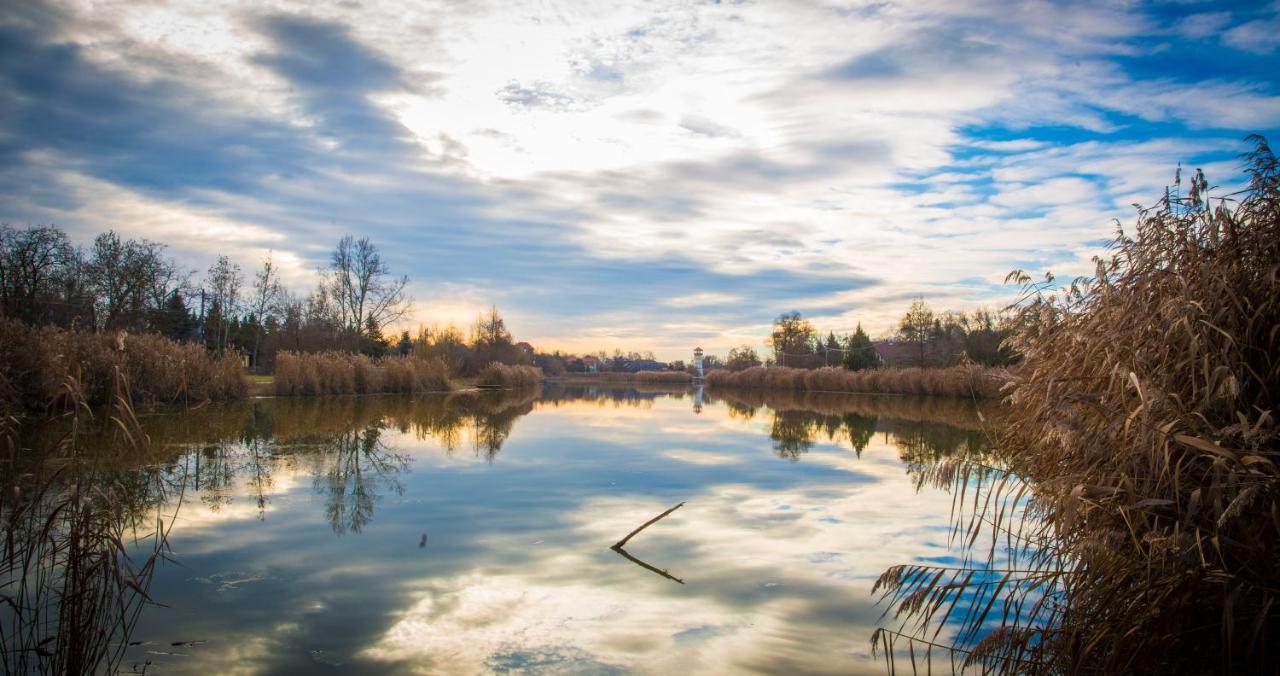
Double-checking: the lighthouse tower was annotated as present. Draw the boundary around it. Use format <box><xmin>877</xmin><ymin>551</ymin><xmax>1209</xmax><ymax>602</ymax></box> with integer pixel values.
<box><xmin>693</xmin><ymin>347</ymin><xmax>705</xmax><ymax>380</ymax></box>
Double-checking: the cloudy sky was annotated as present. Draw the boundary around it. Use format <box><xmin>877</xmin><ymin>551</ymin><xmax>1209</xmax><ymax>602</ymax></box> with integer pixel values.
<box><xmin>2</xmin><ymin>0</ymin><xmax>1277</xmax><ymax>359</ymax></box>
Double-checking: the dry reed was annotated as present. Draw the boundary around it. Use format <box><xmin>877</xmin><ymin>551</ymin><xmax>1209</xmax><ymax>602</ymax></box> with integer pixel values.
<box><xmin>873</xmin><ymin>137</ymin><xmax>1280</xmax><ymax>673</ymax></box>
<box><xmin>1</xmin><ymin>370</ymin><xmax>174</xmax><ymax>673</ymax></box>
<box><xmin>705</xmin><ymin>365</ymin><xmax>1004</xmax><ymax>399</ymax></box>
<box><xmin>272</xmin><ymin>351</ymin><xmax>451</xmax><ymax>396</ymax></box>
<box><xmin>0</xmin><ymin>319</ymin><xmax>247</xmax><ymax>415</ymax></box>
<box><xmin>634</xmin><ymin>371</ymin><xmax>693</xmax><ymax>384</ymax></box>
<box><xmin>475</xmin><ymin>362</ymin><xmax>543</xmax><ymax>389</ymax></box>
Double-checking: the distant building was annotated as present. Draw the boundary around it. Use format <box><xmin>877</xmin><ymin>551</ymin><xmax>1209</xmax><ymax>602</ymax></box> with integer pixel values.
<box><xmin>583</xmin><ymin>355</ymin><xmax>602</xmax><ymax>373</ymax></box>
<box><xmin>693</xmin><ymin>347</ymin><xmax>704</xmax><ymax>379</ymax></box>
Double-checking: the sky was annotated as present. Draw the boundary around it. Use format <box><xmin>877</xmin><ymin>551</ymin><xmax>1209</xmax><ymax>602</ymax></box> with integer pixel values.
<box><xmin>1</xmin><ymin>0</ymin><xmax>1277</xmax><ymax>360</ymax></box>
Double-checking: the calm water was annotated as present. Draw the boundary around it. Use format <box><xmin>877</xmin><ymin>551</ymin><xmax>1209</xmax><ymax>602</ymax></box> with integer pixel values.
<box><xmin>37</xmin><ymin>386</ymin><xmax>999</xmax><ymax>674</ymax></box>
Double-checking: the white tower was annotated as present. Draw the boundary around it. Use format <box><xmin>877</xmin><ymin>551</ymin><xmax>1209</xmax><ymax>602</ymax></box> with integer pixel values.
<box><xmin>693</xmin><ymin>347</ymin><xmax>704</xmax><ymax>380</ymax></box>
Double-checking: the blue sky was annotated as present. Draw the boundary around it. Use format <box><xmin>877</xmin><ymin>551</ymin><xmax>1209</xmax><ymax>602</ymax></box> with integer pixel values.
<box><xmin>1</xmin><ymin>0</ymin><xmax>1277</xmax><ymax>359</ymax></box>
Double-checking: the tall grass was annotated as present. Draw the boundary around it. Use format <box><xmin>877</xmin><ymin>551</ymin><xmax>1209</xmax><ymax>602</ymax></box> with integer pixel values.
<box><xmin>272</xmin><ymin>351</ymin><xmax>451</xmax><ymax>396</ymax></box>
<box><xmin>873</xmin><ymin>137</ymin><xmax>1280</xmax><ymax>673</ymax></box>
<box><xmin>705</xmin><ymin>365</ymin><xmax>1004</xmax><ymax>399</ymax></box>
<box><xmin>475</xmin><ymin>363</ymin><xmax>543</xmax><ymax>389</ymax></box>
<box><xmin>0</xmin><ymin>319</ymin><xmax>246</xmax><ymax>415</ymax></box>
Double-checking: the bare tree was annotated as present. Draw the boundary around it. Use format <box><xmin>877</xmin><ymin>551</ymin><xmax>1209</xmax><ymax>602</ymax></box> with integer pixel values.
<box><xmin>0</xmin><ymin>224</ymin><xmax>78</xmax><ymax>324</ymax></box>
<box><xmin>86</xmin><ymin>231</ymin><xmax>178</xmax><ymax>331</ymax></box>
<box><xmin>767</xmin><ymin>311</ymin><xmax>816</xmax><ymax>367</ymax></box>
<box><xmin>897</xmin><ymin>297</ymin><xmax>934</xmax><ymax>368</ymax></box>
<box><xmin>323</xmin><ymin>235</ymin><xmax>410</xmax><ymax>345</ymax></box>
<box><xmin>205</xmin><ymin>255</ymin><xmax>243</xmax><ymax>350</ymax></box>
<box><xmin>249</xmin><ymin>253</ymin><xmax>282</xmax><ymax>368</ymax></box>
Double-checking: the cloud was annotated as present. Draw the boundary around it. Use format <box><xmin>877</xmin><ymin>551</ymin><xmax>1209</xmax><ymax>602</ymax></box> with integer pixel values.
<box><xmin>0</xmin><ymin>0</ymin><xmax>1276</xmax><ymax>358</ymax></box>
<box><xmin>1223</xmin><ymin>17</ymin><xmax>1280</xmax><ymax>53</ymax></box>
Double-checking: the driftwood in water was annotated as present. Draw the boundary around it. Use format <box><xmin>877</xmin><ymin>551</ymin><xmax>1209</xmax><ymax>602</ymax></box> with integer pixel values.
<box><xmin>610</xmin><ymin>501</ymin><xmax>686</xmax><ymax>584</ymax></box>
<box><xmin>611</xmin><ymin>546</ymin><xmax>684</xmax><ymax>584</ymax></box>
<box><xmin>612</xmin><ymin>502</ymin><xmax>684</xmax><ymax>549</ymax></box>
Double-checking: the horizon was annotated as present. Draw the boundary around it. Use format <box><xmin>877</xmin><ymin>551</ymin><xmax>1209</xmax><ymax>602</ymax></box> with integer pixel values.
<box><xmin>2</xmin><ymin>1</ymin><xmax>1277</xmax><ymax>360</ymax></box>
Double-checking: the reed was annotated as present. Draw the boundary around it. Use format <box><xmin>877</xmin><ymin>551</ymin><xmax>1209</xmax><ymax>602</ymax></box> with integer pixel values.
<box><xmin>272</xmin><ymin>352</ymin><xmax>451</xmax><ymax>396</ymax></box>
<box><xmin>634</xmin><ymin>371</ymin><xmax>692</xmax><ymax>384</ymax></box>
<box><xmin>0</xmin><ymin>319</ymin><xmax>247</xmax><ymax>415</ymax></box>
<box><xmin>872</xmin><ymin>137</ymin><xmax>1280</xmax><ymax>673</ymax></box>
<box><xmin>704</xmin><ymin>365</ymin><xmax>1004</xmax><ymax>399</ymax></box>
<box><xmin>1</xmin><ymin>370</ymin><xmax>173</xmax><ymax>674</ymax></box>
<box><xmin>474</xmin><ymin>362</ymin><xmax>543</xmax><ymax>389</ymax></box>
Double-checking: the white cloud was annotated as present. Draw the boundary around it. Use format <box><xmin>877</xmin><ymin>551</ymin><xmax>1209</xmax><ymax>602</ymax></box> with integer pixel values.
<box><xmin>2</xmin><ymin>0</ymin><xmax>1272</xmax><ymax>358</ymax></box>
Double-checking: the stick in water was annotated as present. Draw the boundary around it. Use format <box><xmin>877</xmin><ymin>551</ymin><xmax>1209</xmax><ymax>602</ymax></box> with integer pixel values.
<box><xmin>612</xmin><ymin>502</ymin><xmax>685</xmax><ymax>550</ymax></box>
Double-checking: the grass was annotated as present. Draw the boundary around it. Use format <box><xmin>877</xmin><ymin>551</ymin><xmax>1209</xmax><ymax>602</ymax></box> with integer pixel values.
<box><xmin>705</xmin><ymin>365</ymin><xmax>1004</xmax><ymax>399</ymax></box>
<box><xmin>272</xmin><ymin>351</ymin><xmax>451</xmax><ymax>396</ymax></box>
<box><xmin>872</xmin><ymin>136</ymin><xmax>1280</xmax><ymax>673</ymax></box>
<box><xmin>0</xmin><ymin>319</ymin><xmax>247</xmax><ymax>415</ymax></box>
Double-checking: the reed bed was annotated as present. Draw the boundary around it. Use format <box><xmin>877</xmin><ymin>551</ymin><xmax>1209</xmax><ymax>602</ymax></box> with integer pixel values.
<box><xmin>0</xmin><ymin>319</ymin><xmax>246</xmax><ymax>415</ymax></box>
<box><xmin>634</xmin><ymin>370</ymin><xmax>693</xmax><ymax>384</ymax></box>
<box><xmin>474</xmin><ymin>363</ymin><xmax>543</xmax><ymax>389</ymax></box>
<box><xmin>873</xmin><ymin>138</ymin><xmax>1280</xmax><ymax>673</ymax></box>
<box><xmin>272</xmin><ymin>351</ymin><xmax>451</xmax><ymax>396</ymax></box>
<box><xmin>706</xmin><ymin>389</ymin><xmax>993</xmax><ymax>431</ymax></box>
<box><xmin>705</xmin><ymin>365</ymin><xmax>1004</xmax><ymax>399</ymax></box>
<box><xmin>546</xmin><ymin>371</ymin><xmax>640</xmax><ymax>383</ymax></box>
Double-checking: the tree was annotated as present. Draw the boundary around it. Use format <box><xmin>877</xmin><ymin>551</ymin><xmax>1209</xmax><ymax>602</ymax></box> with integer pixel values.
<box><xmin>843</xmin><ymin>323</ymin><xmax>879</xmax><ymax>370</ymax></box>
<box><xmin>897</xmin><ymin>298</ymin><xmax>934</xmax><ymax>368</ymax></box>
<box><xmin>959</xmin><ymin>308</ymin><xmax>1018</xmax><ymax>366</ymax></box>
<box><xmin>323</xmin><ymin>235</ymin><xmax>410</xmax><ymax>345</ymax></box>
<box><xmin>205</xmin><ymin>255</ymin><xmax>243</xmax><ymax>350</ymax></box>
<box><xmin>154</xmin><ymin>290</ymin><xmax>196</xmax><ymax>341</ymax></box>
<box><xmin>823</xmin><ymin>331</ymin><xmax>841</xmax><ymax>367</ymax></box>
<box><xmin>768</xmin><ymin>311</ymin><xmax>816</xmax><ymax>367</ymax></box>
<box><xmin>725</xmin><ymin>345</ymin><xmax>762</xmax><ymax>371</ymax></box>
<box><xmin>249</xmin><ymin>253</ymin><xmax>282</xmax><ymax>369</ymax></box>
<box><xmin>0</xmin><ymin>224</ymin><xmax>80</xmax><ymax>325</ymax></box>
<box><xmin>87</xmin><ymin>231</ymin><xmax>179</xmax><ymax>331</ymax></box>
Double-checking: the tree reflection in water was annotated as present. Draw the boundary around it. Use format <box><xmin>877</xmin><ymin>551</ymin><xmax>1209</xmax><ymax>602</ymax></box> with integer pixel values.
<box><xmin>6</xmin><ymin>384</ymin><xmax>1006</xmax><ymax>673</ymax></box>
<box><xmin>319</xmin><ymin>426</ymin><xmax>406</xmax><ymax>535</ymax></box>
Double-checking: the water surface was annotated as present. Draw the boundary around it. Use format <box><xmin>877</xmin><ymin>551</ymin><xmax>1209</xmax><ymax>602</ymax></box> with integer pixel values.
<box><xmin>55</xmin><ymin>386</ymin><xmax>996</xmax><ymax>674</ymax></box>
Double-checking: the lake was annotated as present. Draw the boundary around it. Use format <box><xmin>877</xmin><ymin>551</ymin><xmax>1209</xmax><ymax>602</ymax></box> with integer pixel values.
<box><xmin>12</xmin><ymin>385</ymin><xmax>1003</xmax><ymax>674</ymax></box>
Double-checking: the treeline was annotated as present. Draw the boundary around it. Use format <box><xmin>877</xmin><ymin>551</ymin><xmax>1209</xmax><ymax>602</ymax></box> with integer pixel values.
<box><xmin>0</xmin><ymin>224</ymin><xmax>410</xmax><ymax>371</ymax></box>
<box><xmin>713</xmin><ymin>301</ymin><xmax>1017</xmax><ymax>374</ymax></box>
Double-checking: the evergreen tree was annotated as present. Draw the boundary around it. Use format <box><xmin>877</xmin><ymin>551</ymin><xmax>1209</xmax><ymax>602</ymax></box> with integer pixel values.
<box><xmin>843</xmin><ymin>323</ymin><xmax>879</xmax><ymax>370</ymax></box>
